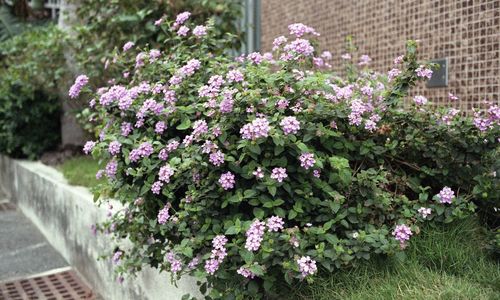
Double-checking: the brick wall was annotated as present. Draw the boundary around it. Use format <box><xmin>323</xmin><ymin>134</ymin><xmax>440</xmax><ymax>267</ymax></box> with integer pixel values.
<box><xmin>260</xmin><ymin>0</ymin><xmax>499</xmax><ymax>110</ymax></box>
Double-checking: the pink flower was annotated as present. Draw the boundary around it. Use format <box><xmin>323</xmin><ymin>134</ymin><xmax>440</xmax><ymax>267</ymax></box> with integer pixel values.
<box><xmin>393</xmin><ymin>55</ymin><xmax>404</xmax><ymax>65</ymax></box>
<box><xmin>177</xmin><ymin>25</ymin><xmax>190</xmax><ymax>36</ymax></box>
<box><xmin>283</xmin><ymin>39</ymin><xmax>314</xmax><ymax>58</ymax></box>
<box><xmin>237</xmin><ymin>266</ymin><xmax>256</xmax><ymax>279</ymax></box>
<box><xmin>272</xmin><ymin>36</ymin><xmax>287</xmax><ymax>51</ymax></box>
<box><xmin>158</xmin><ymin>165</ymin><xmax>174</xmax><ymax>183</ymax></box>
<box><xmin>193</xmin><ymin>25</ymin><xmax>207</xmax><ymax>37</ymax></box>
<box><xmin>313</xmin><ymin>170</ymin><xmax>321</xmax><ymax>178</ymax></box>
<box><xmin>155</xmin><ymin>121</ymin><xmax>166</xmax><ymax>134</ymax></box>
<box><xmin>288</xmin><ymin>23</ymin><xmax>318</xmax><ymax>37</ymax></box>
<box><xmin>392</xmin><ymin>224</ymin><xmax>412</xmax><ymax>248</ymax></box>
<box><xmin>174</xmin><ymin>11</ymin><xmax>191</xmax><ymax>27</ymax></box>
<box><xmin>219</xmin><ymin>172</ymin><xmax>235</xmax><ymax>190</ymax></box>
<box><xmin>83</xmin><ymin>141</ymin><xmax>96</xmax><ymax>155</ymax></box>
<box><xmin>413</xmin><ymin>95</ymin><xmax>428</xmax><ymax>105</ymax></box>
<box><xmin>341</xmin><ymin>53</ymin><xmax>351</xmax><ymax>60</ymax></box>
<box><xmin>280</xmin><ymin>116</ymin><xmax>300</xmax><ymax>135</ymax></box>
<box><xmin>209</xmin><ymin>150</ymin><xmax>225</xmax><ymax>166</ymax></box>
<box><xmin>299</xmin><ymin>153</ymin><xmax>315</xmax><ymax>170</ymax></box>
<box><xmin>108</xmin><ymin>141</ymin><xmax>121</xmax><ymax>156</ymax></box>
<box><xmin>245</xmin><ymin>220</ymin><xmax>266</xmax><ymax>251</ymax></box>
<box><xmin>226</xmin><ymin>69</ymin><xmax>244</xmax><ymax>83</ymax></box>
<box><xmin>247</xmin><ymin>52</ymin><xmax>263</xmax><ymax>64</ymax></box>
<box><xmin>69</xmin><ymin>75</ymin><xmax>89</xmax><ymax>99</ymax></box>
<box><xmin>270</xmin><ymin>167</ymin><xmax>288</xmax><ymax>182</ymax></box>
<box><xmin>297</xmin><ymin>256</ymin><xmax>317</xmax><ymax>278</ymax></box>
<box><xmin>388</xmin><ymin>68</ymin><xmax>401</xmax><ymax>81</ymax></box>
<box><xmin>252</xmin><ymin>167</ymin><xmax>264</xmax><ymax>179</ymax></box>
<box><xmin>122</xmin><ymin>41</ymin><xmax>135</xmax><ymax>52</ymax></box>
<box><xmin>416</xmin><ymin>65</ymin><xmax>433</xmax><ymax>79</ymax></box>
<box><xmin>240</xmin><ymin>118</ymin><xmax>270</xmax><ymax>140</ymax></box>
<box><xmin>157</xmin><ymin>205</ymin><xmax>170</xmax><ymax>224</ymax></box>
<box><xmin>105</xmin><ymin>160</ymin><xmax>118</xmax><ymax>178</ymax></box>
<box><xmin>358</xmin><ymin>55</ymin><xmax>372</xmax><ymax>66</ymax></box>
<box><xmin>151</xmin><ymin>181</ymin><xmax>163</xmax><ymax>194</ymax></box>
<box><xmin>266</xmin><ymin>216</ymin><xmax>284</xmax><ymax>232</ymax></box>
<box><xmin>448</xmin><ymin>93</ymin><xmax>458</xmax><ymax>101</ymax></box>
<box><xmin>418</xmin><ymin>207</ymin><xmax>432</xmax><ymax>219</ymax></box>
<box><xmin>437</xmin><ymin>187</ymin><xmax>455</xmax><ymax>204</ymax></box>
<box><xmin>149</xmin><ymin>49</ymin><xmax>161</xmax><ymax>62</ymax></box>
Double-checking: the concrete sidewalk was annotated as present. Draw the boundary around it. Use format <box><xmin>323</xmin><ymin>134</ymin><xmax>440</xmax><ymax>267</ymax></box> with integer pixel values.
<box><xmin>0</xmin><ymin>196</ymin><xmax>69</xmax><ymax>282</ymax></box>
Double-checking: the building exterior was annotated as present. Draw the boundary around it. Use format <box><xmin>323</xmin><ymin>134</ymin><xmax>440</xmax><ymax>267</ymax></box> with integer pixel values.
<box><xmin>257</xmin><ymin>0</ymin><xmax>499</xmax><ymax>111</ymax></box>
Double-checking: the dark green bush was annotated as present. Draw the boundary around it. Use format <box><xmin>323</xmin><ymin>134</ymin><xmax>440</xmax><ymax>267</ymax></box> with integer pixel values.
<box><xmin>0</xmin><ymin>25</ymin><xmax>65</xmax><ymax>158</ymax></box>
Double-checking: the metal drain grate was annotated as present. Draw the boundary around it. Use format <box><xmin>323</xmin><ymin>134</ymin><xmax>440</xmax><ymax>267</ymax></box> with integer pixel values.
<box><xmin>0</xmin><ymin>202</ymin><xmax>15</xmax><ymax>211</ymax></box>
<box><xmin>0</xmin><ymin>270</ymin><xmax>96</xmax><ymax>300</ymax></box>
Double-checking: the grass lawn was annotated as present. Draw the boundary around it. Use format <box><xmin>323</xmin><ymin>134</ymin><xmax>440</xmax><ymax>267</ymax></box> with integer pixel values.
<box><xmin>58</xmin><ymin>156</ymin><xmax>103</xmax><ymax>188</ymax></box>
<box><xmin>292</xmin><ymin>217</ymin><xmax>500</xmax><ymax>300</ymax></box>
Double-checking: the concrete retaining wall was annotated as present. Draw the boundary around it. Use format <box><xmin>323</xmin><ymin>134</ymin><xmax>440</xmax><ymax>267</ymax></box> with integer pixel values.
<box><xmin>0</xmin><ymin>155</ymin><xmax>200</xmax><ymax>300</ymax></box>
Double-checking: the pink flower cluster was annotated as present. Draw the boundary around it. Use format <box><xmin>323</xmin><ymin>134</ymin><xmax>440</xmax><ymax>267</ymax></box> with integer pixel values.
<box><xmin>299</xmin><ymin>153</ymin><xmax>315</xmax><ymax>170</ymax></box>
<box><xmin>237</xmin><ymin>266</ymin><xmax>256</xmax><ymax>279</ymax></box>
<box><xmin>413</xmin><ymin>95</ymin><xmax>428</xmax><ymax>105</ymax></box>
<box><xmin>122</xmin><ymin>41</ymin><xmax>134</xmax><ymax>52</ymax></box>
<box><xmin>209</xmin><ymin>150</ymin><xmax>225</xmax><ymax>166</ymax></box>
<box><xmin>270</xmin><ymin>167</ymin><xmax>288</xmax><ymax>182</ymax></box>
<box><xmin>166</xmin><ymin>252</ymin><xmax>182</xmax><ymax>273</ymax></box>
<box><xmin>280</xmin><ymin>116</ymin><xmax>300</xmax><ymax>135</ymax></box>
<box><xmin>69</xmin><ymin>75</ymin><xmax>89</xmax><ymax>99</ymax></box>
<box><xmin>108</xmin><ymin>141</ymin><xmax>121</xmax><ymax>156</ymax></box>
<box><xmin>266</xmin><ymin>216</ymin><xmax>284</xmax><ymax>232</ymax></box>
<box><xmin>193</xmin><ymin>25</ymin><xmax>207</xmax><ymax>37</ymax></box>
<box><xmin>226</xmin><ymin>69</ymin><xmax>244</xmax><ymax>83</ymax></box>
<box><xmin>297</xmin><ymin>256</ymin><xmax>317</xmax><ymax>278</ymax></box>
<box><xmin>129</xmin><ymin>142</ymin><xmax>154</xmax><ymax>162</ymax></box>
<box><xmin>288</xmin><ymin>23</ymin><xmax>319</xmax><ymax>37</ymax></box>
<box><xmin>158</xmin><ymin>164</ymin><xmax>174</xmax><ymax>183</ymax></box>
<box><xmin>218</xmin><ymin>172</ymin><xmax>235</xmax><ymax>190</ymax></box>
<box><xmin>416</xmin><ymin>65</ymin><xmax>433</xmax><ymax>79</ymax></box>
<box><xmin>283</xmin><ymin>39</ymin><xmax>314</xmax><ymax>59</ymax></box>
<box><xmin>418</xmin><ymin>207</ymin><xmax>432</xmax><ymax>219</ymax></box>
<box><xmin>245</xmin><ymin>220</ymin><xmax>266</xmax><ymax>251</ymax></box>
<box><xmin>157</xmin><ymin>204</ymin><xmax>170</xmax><ymax>224</ymax></box>
<box><xmin>240</xmin><ymin>117</ymin><xmax>270</xmax><ymax>140</ymax></box>
<box><xmin>473</xmin><ymin>104</ymin><xmax>499</xmax><ymax>131</ymax></box>
<box><xmin>204</xmin><ymin>235</ymin><xmax>228</xmax><ymax>275</ymax></box>
<box><xmin>437</xmin><ymin>187</ymin><xmax>455</xmax><ymax>204</ymax></box>
<box><xmin>392</xmin><ymin>224</ymin><xmax>412</xmax><ymax>248</ymax></box>
<box><xmin>173</xmin><ymin>11</ymin><xmax>191</xmax><ymax>28</ymax></box>
<box><xmin>83</xmin><ymin>141</ymin><xmax>96</xmax><ymax>154</ymax></box>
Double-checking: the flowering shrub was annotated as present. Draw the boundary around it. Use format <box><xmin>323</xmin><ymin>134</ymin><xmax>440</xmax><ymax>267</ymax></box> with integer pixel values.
<box><xmin>71</xmin><ymin>0</ymin><xmax>242</xmax><ymax>82</ymax></box>
<box><xmin>75</xmin><ymin>15</ymin><xmax>499</xmax><ymax>299</ymax></box>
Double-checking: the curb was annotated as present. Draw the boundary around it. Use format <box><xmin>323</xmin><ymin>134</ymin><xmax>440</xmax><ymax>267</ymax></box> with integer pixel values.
<box><xmin>0</xmin><ymin>155</ymin><xmax>200</xmax><ymax>300</ymax></box>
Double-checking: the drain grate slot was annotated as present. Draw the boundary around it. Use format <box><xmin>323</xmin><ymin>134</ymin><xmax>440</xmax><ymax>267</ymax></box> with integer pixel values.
<box><xmin>0</xmin><ymin>270</ymin><xmax>95</xmax><ymax>300</ymax></box>
<box><xmin>0</xmin><ymin>202</ymin><xmax>15</xmax><ymax>211</ymax></box>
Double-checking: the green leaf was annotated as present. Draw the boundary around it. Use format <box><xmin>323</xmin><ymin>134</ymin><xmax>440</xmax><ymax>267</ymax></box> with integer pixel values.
<box><xmin>247</xmin><ymin>143</ymin><xmax>261</xmax><ymax>155</ymax></box>
<box><xmin>253</xmin><ymin>208</ymin><xmax>265</xmax><ymax>219</ymax></box>
<box><xmin>267</xmin><ymin>185</ymin><xmax>277</xmax><ymax>197</ymax></box>
<box><xmin>176</xmin><ymin>117</ymin><xmax>191</xmax><ymax>130</ymax></box>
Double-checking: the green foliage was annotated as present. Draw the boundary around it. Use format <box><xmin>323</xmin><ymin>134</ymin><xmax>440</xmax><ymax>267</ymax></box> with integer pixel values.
<box><xmin>79</xmin><ymin>18</ymin><xmax>499</xmax><ymax>299</ymax></box>
<box><xmin>0</xmin><ymin>5</ymin><xmax>25</xmax><ymax>41</ymax></box>
<box><xmin>58</xmin><ymin>156</ymin><xmax>103</xmax><ymax>188</ymax></box>
<box><xmin>0</xmin><ymin>25</ymin><xmax>66</xmax><ymax>158</ymax></box>
<box><xmin>70</xmin><ymin>0</ymin><xmax>243</xmax><ymax>82</ymax></box>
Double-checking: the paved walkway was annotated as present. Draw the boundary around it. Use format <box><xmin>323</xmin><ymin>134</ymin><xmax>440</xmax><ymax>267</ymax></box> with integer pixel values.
<box><xmin>0</xmin><ymin>193</ymin><xmax>98</xmax><ymax>299</ymax></box>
